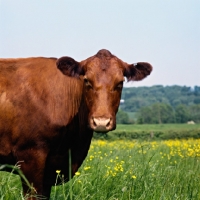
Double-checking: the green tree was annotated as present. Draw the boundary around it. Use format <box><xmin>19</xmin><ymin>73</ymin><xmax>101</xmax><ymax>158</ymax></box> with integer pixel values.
<box><xmin>175</xmin><ymin>104</ymin><xmax>190</xmax><ymax>123</ymax></box>
<box><xmin>136</xmin><ymin>106</ymin><xmax>153</xmax><ymax>124</ymax></box>
<box><xmin>121</xmin><ymin>85</ymin><xmax>200</xmax><ymax>113</ymax></box>
<box><xmin>189</xmin><ymin>104</ymin><xmax>200</xmax><ymax>123</ymax></box>
<box><xmin>152</xmin><ymin>103</ymin><xmax>175</xmax><ymax>124</ymax></box>
<box><xmin>116</xmin><ymin>110</ymin><xmax>130</xmax><ymax>124</ymax></box>
<box><xmin>136</xmin><ymin>103</ymin><xmax>175</xmax><ymax>124</ymax></box>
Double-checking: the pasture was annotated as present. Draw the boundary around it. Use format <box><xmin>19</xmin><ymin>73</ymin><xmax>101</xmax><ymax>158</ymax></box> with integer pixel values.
<box><xmin>0</xmin><ymin>136</ymin><xmax>200</xmax><ymax>199</ymax></box>
<box><xmin>95</xmin><ymin>124</ymin><xmax>200</xmax><ymax>140</ymax></box>
<box><xmin>116</xmin><ymin>123</ymin><xmax>200</xmax><ymax>132</ymax></box>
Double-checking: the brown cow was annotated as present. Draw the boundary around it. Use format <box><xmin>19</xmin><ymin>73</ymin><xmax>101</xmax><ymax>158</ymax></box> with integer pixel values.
<box><xmin>0</xmin><ymin>49</ymin><xmax>152</xmax><ymax>199</ymax></box>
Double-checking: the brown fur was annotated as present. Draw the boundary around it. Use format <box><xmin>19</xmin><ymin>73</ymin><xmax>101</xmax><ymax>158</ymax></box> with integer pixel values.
<box><xmin>0</xmin><ymin>57</ymin><xmax>89</xmax><ymax>199</ymax></box>
<box><xmin>0</xmin><ymin>49</ymin><xmax>152</xmax><ymax>199</ymax></box>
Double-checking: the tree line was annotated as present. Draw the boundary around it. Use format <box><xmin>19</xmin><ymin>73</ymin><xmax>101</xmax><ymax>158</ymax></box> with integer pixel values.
<box><xmin>117</xmin><ymin>85</ymin><xmax>200</xmax><ymax>124</ymax></box>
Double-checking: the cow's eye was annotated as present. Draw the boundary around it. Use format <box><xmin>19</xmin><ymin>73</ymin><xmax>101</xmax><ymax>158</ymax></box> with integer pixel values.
<box><xmin>115</xmin><ymin>81</ymin><xmax>123</xmax><ymax>90</ymax></box>
<box><xmin>84</xmin><ymin>78</ymin><xmax>93</xmax><ymax>89</ymax></box>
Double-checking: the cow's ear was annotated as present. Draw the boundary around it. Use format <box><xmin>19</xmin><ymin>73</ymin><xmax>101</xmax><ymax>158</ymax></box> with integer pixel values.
<box><xmin>56</xmin><ymin>56</ymin><xmax>84</xmax><ymax>77</ymax></box>
<box><xmin>124</xmin><ymin>62</ymin><xmax>153</xmax><ymax>81</ymax></box>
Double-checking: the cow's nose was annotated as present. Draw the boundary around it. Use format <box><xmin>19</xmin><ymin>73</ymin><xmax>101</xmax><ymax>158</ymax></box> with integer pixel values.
<box><xmin>92</xmin><ymin>117</ymin><xmax>112</xmax><ymax>132</ymax></box>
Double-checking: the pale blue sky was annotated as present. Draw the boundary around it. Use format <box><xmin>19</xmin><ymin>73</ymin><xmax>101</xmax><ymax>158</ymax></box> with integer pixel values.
<box><xmin>0</xmin><ymin>0</ymin><xmax>199</xmax><ymax>87</ymax></box>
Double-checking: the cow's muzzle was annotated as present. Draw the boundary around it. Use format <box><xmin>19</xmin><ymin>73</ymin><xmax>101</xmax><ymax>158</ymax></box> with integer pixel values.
<box><xmin>90</xmin><ymin>117</ymin><xmax>113</xmax><ymax>132</ymax></box>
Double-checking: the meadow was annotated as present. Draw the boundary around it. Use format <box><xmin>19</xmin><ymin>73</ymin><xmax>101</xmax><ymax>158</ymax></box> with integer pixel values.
<box><xmin>0</xmin><ymin>136</ymin><xmax>200</xmax><ymax>199</ymax></box>
<box><xmin>116</xmin><ymin>124</ymin><xmax>200</xmax><ymax>132</ymax></box>
<box><xmin>94</xmin><ymin>124</ymin><xmax>200</xmax><ymax>140</ymax></box>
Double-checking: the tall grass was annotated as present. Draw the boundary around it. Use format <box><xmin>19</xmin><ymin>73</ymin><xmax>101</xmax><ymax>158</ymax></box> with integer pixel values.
<box><xmin>0</xmin><ymin>163</ymin><xmax>36</xmax><ymax>200</ymax></box>
<box><xmin>0</xmin><ymin>171</ymin><xmax>23</xmax><ymax>200</ymax></box>
<box><xmin>52</xmin><ymin>139</ymin><xmax>200</xmax><ymax>199</ymax></box>
<box><xmin>1</xmin><ymin>139</ymin><xmax>200</xmax><ymax>199</ymax></box>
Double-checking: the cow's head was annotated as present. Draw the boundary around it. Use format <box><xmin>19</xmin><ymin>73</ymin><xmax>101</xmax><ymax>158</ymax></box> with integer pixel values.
<box><xmin>57</xmin><ymin>49</ymin><xmax>152</xmax><ymax>132</ymax></box>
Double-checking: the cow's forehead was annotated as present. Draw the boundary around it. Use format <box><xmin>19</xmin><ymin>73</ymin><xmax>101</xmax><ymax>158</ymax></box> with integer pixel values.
<box><xmin>84</xmin><ymin>57</ymin><xmax>124</xmax><ymax>85</ymax></box>
<box><xmin>85</xmin><ymin>57</ymin><xmax>123</xmax><ymax>73</ymax></box>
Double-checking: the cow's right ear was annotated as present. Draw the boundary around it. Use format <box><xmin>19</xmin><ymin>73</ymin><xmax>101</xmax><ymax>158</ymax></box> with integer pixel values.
<box><xmin>56</xmin><ymin>56</ymin><xmax>84</xmax><ymax>78</ymax></box>
<box><xmin>123</xmin><ymin>62</ymin><xmax>153</xmax><ymax>81</ymax></box>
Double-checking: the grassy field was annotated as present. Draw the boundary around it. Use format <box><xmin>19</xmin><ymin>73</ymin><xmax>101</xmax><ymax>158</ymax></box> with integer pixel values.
<box><xmin>0</xmin><ymin>138</ymin><xmax>200</xmax><ymax>199</ymax></box>
<box><xmin>115</xmin><ymin>123</ymin><xmax>200</xmax><ymax>132</ymax></box>
<box><xmin>93</xmin><ymin>124</ymin><xmax>200</xmax><ymax>141</ymax></box>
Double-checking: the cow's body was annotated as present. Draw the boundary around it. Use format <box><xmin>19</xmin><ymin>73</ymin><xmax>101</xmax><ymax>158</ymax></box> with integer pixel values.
<box><xmin>0</xmin><ymin>57</ymin><xmax>92</xmax><ymax>198</ymax></box>
<box><xmin>0</xmin><ymin>50</ymin><xmax>152</xmax><ymax>199</ymax></box>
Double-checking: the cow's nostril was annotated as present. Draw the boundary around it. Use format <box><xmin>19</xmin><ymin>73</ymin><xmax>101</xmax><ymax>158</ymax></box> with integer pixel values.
<box><xmin>105</xmin><ymin>118</ymin><xmax>111</xmax><ymax>127</ymax></box>
<box><xmin>93</xmin><ymin>118</ymin><xmax>97</xmax><ymax>127</ymax></box>
<box><xmin>92</xmin><ymin>117</ymin><xmax>112</xmax><ymax>132</ymax></box>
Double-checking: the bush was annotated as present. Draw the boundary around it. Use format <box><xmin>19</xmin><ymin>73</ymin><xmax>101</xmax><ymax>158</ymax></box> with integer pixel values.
<box><xmin>93</xmin><ymin>129</ymin><xmax>200</xmax><ymax>141</ymax></box>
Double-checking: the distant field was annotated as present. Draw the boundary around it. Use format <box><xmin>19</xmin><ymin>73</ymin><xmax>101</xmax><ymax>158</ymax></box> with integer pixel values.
<box><xmin>92</xmin><ymin>123</ymin><xmax>200</xmax><ymax>140</ymax></box>
<box><xmin>115</xmin><ymin>123</ymin><xmax>200</xmax><ymax>132</ymax></box>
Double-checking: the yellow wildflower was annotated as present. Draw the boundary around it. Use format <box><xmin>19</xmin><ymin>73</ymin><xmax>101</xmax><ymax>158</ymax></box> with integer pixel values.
<box><xmin>84</xmin><ymin>166</ymin><xmax>91</xmax><ymax>171</ymax></box>
<box><xmin>75</xmin><ymin>172</ymin><xmax>80</xmax><ymax>176</ymax></box>
<box><xmin>132</xmin><ymin>175</ymin><xmax>136</xmax><ymax>179</ymax></box>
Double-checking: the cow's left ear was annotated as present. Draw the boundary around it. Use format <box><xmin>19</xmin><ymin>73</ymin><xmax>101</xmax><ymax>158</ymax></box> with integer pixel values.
<box><xmin>56</xmin><ymin>56</ymin><xmax>84</xmax><ymax>78</ymax></box>
<box><xmin>124</xmin><ymin>62</ymin><xmax>153</xmax><ymax>81</ymax></box>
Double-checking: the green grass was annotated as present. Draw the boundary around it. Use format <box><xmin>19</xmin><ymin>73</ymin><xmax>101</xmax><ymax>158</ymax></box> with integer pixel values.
<box><xmin>1</xmin><ymin>139</ymin><xmax>200</xmax><ymax>199</ymax></box>
<box><xmin>92</xmin><ymin>124</ymin><xmax>200</xmax><ymax>140</ymax></box>
<box><xmin>52</xmin><ymin>139</ymin><xmax>200</xmax><ymax>199</ymax></box>
<box><xmin>0</xmin><ymin>171</ymin><xmax>23</xmax><ymax>200</ymax></box>
<box><xmin>115</xmin><ymin>123</ymin><xmax>200</xmax><ymax>132</ymax></box>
